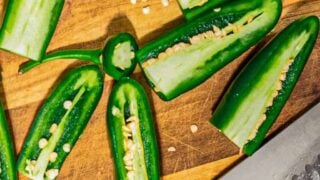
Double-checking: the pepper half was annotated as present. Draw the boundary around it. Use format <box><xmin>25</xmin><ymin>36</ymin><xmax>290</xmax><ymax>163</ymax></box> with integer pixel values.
<box><xmin>211</xmin><ymin>16</ymin><xmax>320</xmax><ymax>155</ymax></box>
<box><xmin>17</xmin><ymin>65</ymin><xmax>104</xmax><ymax>179</ymax></box>
<box><xmin>107</xmin><ymin>78</ymin><xmax>160</xmax><ymax>180</ymax></box>
<box><xmin>137</xmin><ymin>0</ymin><xmax>282</xmax><ymax>101</ymax></box>
<box><xmin>0</xmin><ymin>103</ymin><xmax>17</xmax><ymax>180</ymax></box>
<box><xmin>0</xmin><ymin>0</ymin><xmax>65</xmax><ymax>60</ymax></box>
<box><xmin>178</xmin><ymin>0</ymin><xmax>232</xmax><ymax>21</ymax></box>
<box><xmin>19</xmin><ymin>33</ymin><xmax>138</xmax><ymax>81</ymax></box>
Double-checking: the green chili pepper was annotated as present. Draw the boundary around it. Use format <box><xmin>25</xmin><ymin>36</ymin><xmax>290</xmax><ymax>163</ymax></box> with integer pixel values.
<box><xmin>137</xmin><ymin>0</ymin><xmax>281</xmax><ymax>101</ymax></box>
<box><xmin>178</xmin><ymin>0</ymin><xmax>232</xmax><ymax>20</ymax></box>
<box><xmin>17</xmin><ymin>65</ymin><xmax>104</xmax><ymax>179</ymax></box>
<box><xmin>0</xmin><ymin>103</ymin><xmax>17</xmax><ymax>180</ymax></box>
<box><xmin>107</xmin><ymin>78</ymin><xmax>160</xmax><ymax>180</ymax></box>
<box><xmin>0</xmin><ymin>0</ymin><xmax>65</xmax><ymax>61</ymax></box>
<box><xmin>19</xmin><ymin>33</ymin><xmax>138</xmax><ymax>80</ymax></box>
<box><xmin>102</xmin><ymin>33</ymin><xmax>138</xmax><ymax>80</ymax></box>
<box><xmin>211</xmin><ymin>16</ymin><xmax>320</xmax><ymax>155</ymax></box>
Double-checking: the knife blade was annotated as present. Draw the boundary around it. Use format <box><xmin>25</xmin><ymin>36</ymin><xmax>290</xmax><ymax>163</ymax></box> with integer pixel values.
<box><xmin>222</xmin><ymin>103</ymin><xmax>320</xmax><ymax>180</ymax></box>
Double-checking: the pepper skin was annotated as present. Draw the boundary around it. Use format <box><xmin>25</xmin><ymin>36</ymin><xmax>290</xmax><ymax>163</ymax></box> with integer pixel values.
<box><xmin>211</xmin><ymin>16</ymin><xmax>320</xmax><ymax>155</ymax></box>
<box><xmin>17</xmin><ymin>65</ymin><xmax>104</xmax><ymax>179</ymax></box>
<box><xmin>0</xmin><ymin>0</ymin><xmax>65</xmax><ymax>61</ymax></box>
<box><xmin>107</xmin><ymin>78</ymin><xmax>160</xmax><ymax>180</ymax></box>
<box><xmin>137</xmin><ymin>0</ymin><xmax>282</xmax><ymax>101</ymax></box>
<box><xmin>0</xmin><ymin>103</ymin><xmax>17</xmax><ymax>180</ymax></box>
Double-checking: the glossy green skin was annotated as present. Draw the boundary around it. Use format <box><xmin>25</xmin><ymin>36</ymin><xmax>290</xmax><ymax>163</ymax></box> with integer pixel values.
<box><xmin>137</xmin><ymin>0</ymin><xmax>281</xmax><ymax>101</ymax></box>
<box><xmin>102</xmin><ymin>33</ymin><xmax>138</xmax><ymax>80</ymax></box>
<box><xmin>107</xmin><ymin>78</ymin><xmax>160</xmax><ymax>180</ymax></box>
<box><xmin>0</xmin><ymin>103</ymin><xmax>17</xmax><ymax>180</ymax></box>
<box><xmin>0</xmin><ymin>0</ymin><xmax>65</xmax><ymax>60</ymax></box>
<box><xmin>211</xmin><ymin>16</ymin><xmax>320</xmax><ymax>155</ymax></box>
<box><xmin>178</xmin><ymin>0</ymin><xmax>233</xmax><ymax>20</ymax></box>
<box><xmin>17</xmin><ymin>65</ymin><xmax>104</xmax><ymax>178</ymax></box>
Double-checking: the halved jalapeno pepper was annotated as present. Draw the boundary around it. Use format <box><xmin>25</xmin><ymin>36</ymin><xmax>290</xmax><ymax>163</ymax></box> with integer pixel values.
<box><xmin>17</xmin><ymin>65</ymin><xmax>104</xmax><ymax>179</ymax></box>
<box><xmin>0</xmin><ymin>0</ymin><xmax>65</xmax><ymax>60</ymax></box>
<box><xmin>0</xmin><ymin>103</ymin><xmax>17</xmax><ymax>180</ymax></box>
<box><xmin>211</xmin><ymin>16</ymin><xmax>320</xmax><ymax>155</ymax></box>
<box><xmin>137</xmin><ymin>0</ymin><xmax>282</xmax><ymax>101</ymax></box>
<box><xmin>107</xmin><ymin>78</ymin><xmax>160</xmax><ymax>180</ymax></box>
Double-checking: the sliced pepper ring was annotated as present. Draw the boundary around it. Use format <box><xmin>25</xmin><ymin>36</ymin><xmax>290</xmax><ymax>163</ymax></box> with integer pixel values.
<box><xmin>102</xmin><ymin>33</ymin><xmax>138</xmax><ymax>80</ymax></box>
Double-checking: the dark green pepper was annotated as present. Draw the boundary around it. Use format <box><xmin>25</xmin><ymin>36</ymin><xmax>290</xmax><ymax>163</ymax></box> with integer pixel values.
<box><xmin>0</xmin><ymin>103</ymin><xmax>17</xmax><ymax>180</ymax></box>
<box><xmin>107</xmin><ymin>78</ymin><xmax>159</xmax><ymax>180</ymax></box>
<box><xmin>211</xmin><ymin>16</ymin><xmax>320</xmax><ymax>155</ymax></box>
<box><xmin>137</xmin><ymin>0</ymin><xmax>282</xmax><ymax>101</ymax></box>
<box><xmin>17</xmin><ymin>65</ymin><xmax>104</xmax><ymax>179</ymax></box>
<box><xmin>178</xmin><ymin>0</ymin><xmax>232</xmax><ymax>20</ymax></box>
<box><xmin>0</xmin><ymin>0</ymin><xmax>65</xmax><ymax>60</ymax></box>
<box><xmin>19</xmin><ymin>33</ymin><xmax>138</xmax><ymax>80</ymax></box>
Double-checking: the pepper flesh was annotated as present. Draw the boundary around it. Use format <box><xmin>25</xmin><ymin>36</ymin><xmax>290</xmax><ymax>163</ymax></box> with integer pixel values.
<box><xmin>17</xmin><ymin>65</ymin><xmax>104</xmax><ymax>179</ymax></box>
<box><xmin>178</xmin><ymin>0</ymin><xmax>232</xmax><ymax>20</ymax></box>
<box><xmin>0</xmin><ymin>0</ymin><xmax>65</xmax><ymax>60</ymax></box>
<box><xmin>137</xmin><ymin>0</ymin><xmax>281</xmax><ymax>101</ymax></box>
<box><xmin>211</xmin><ymin>16</ymin><xmax>320</xmax><ymax>155</ymax></box>
<box><xmin>0</xmin><ymin>103</ymin><xmax>17</xmax><ymax>180</ymax></box>
<box><xmin>107</xmin><ymin>78</ymin><xmax>159</xmax><ymax>180</ymax></box>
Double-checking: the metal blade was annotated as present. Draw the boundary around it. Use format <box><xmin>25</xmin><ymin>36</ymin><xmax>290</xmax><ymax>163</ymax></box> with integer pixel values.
<box><xmin>223</xmin><ymin>103</ymin><xmax>320</xmax><ymax>180</ymax></box>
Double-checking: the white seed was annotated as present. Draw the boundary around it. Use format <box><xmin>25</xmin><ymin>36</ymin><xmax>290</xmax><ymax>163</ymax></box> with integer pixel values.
<box><xmin>39</xmin><ymin>138</ymin><xmax>48</xmax><ymax>149</ymax></box>
<box><xmin>63</xmin><ymin>100</ymin><xmax>72</xmax><ymax>110</ymax></box>
<box><xmin>127</xmin><ymin>122</ymin><xmax>135</xmax><ymax>131</ymax></box>
<box><xmin>190</xmin><ymin>124</ymin><xmax>198</xmax><ymax>133</ymax></box>
<box><xmin>63</xmin><ymin>144</ymin><xmax>71</xmax><ymax>153</ymax></box>
<box><xmin>276</xmin><ymin>81</ymin><xmax>282</xmax><ymax>90</ymax></box>
<box><xmin>280</xmin><ymin>74</ymin><xmax>286</xmax><ymax>81</ymax></box>
<box><xmin>130</xmin><ymin>0</ymin><xmax>137</xmax><ymax>4</ymax></box>
<box><xmin>127</xmin><ymin>171</ymin><xmax>134</xmax><ymax>180</ymax></box>
<box><xmin>213</xmin><ymin>25</ymin><xmax>220</xmax><ymax>33</ymax></box>
<box><xmin>112</xmin><ymin>107</ymin><xmax>121</xmax><ymax>116</ymax></box>
<box><xmin>50</xmin><ymin>124</ymin><xmax>58</xmax><ymax>134</ymax></box>
<box><xmin>260</xmin><ymin>114</ymin><xmax>267</xmax><ymax>121</ymax></box>
<box><xmin>125</xmin><ymin>159</ymin><xmax>133</xmax><ymax>166</ymax></box>
<box><xmin>161</xmin><ymin>0</ymin><xmax>169</xmax><ymax>7</ymax></box>
<box><xmin>49</xmin><ymin>152</ymin><xmax>58</xmax><ymax>163</ymax></box>
<box><xmin>142</xmin><ymin>6</ymin><xmax>150</xmax><ymax>15</ymax></box>
<box><xmin>122</xmin><ymin>126</ymin><xmax>131</xmax><ymax>133</ymax></box>
<box><xmin>126</xmin><ymin>116</ymin><xmax>138</xmax><ymax>123</ymax></box>
<box><xmin>123</xmin><ymin>132</ymin><xmax>132</xmax><ymax>138</ymax></box>
<box><xmin>158</xmin><ymin>52</ymin><xmax>167</xmax><ymax>59</ymax></box>
<box><xmin>130</xmin><ymin>52</ymin><xmax>135</xmax><ymax>59</ymax></box>
<box><xmin>214</xmin><ymin>8</ymin><xmax>221</xmax><ymax>12</ymax></box>
<box><xmin>125</xmin><ymin>165</ymin><xmax>133</xmax><ymax>171</ymax></box>
<box><xmin>168</xmin><ymin>146</ymin><xmax>176</xmax><ymax>152</ymax></box>
<box><xmin>247</xmin><ymin>16</ymin><xmax>254</xmax><ymax>24</ymax></box>
<box><xmin>221</xmin><ymin>29</ymin><xmax>227</xmax><ymax>36</ymax></box>
<box><xmin>46</xmin><ymin>169</ymin><xmax>59</xmax><ymax>180</ymax></box>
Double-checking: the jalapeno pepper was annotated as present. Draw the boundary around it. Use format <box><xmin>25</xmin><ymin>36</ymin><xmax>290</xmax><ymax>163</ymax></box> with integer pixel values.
<box><xmin>137</xmin><ymin>0</ymin><xmax>281</xmax><ymax>101</ymax></box>
<box><xmin>178</xmin><ymin>0</ymin><xmax>232</xmax><ymax>20</ymax></box>
<box><xmin>0</xmin><ymin>0</ymin><xmax>65</xmax><ymax>60</ymax></box>
<box><xmin>107</xmin><ymin>78</ymin><xmax>160</xmax><ymax>180</ymax></box>
<box><xmin>17</xmin><ymin>65</ymin><xmax>104</xmax><ymax>179</ymax></box>
<box><xmin>211</xmin><ymin>16</ymin><xmax>320</xmax><ymax>155</ymax></box>
<box><xmin>19</xmin><ymin>33</ymin><xmax>138</xmax><ymax>81</ymax></box>
<box><xmin>0</xmin><ymin>103</ymin><xmax>17</xmax><ymax>180</ymax></box>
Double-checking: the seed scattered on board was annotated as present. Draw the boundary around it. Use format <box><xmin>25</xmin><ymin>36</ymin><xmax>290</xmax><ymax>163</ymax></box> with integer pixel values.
<box><xmin>168</xmin><ymin>146</ymin><xmax>176</xmax><ymax>152</ymax></box>
<box><xmin>190</xmin><ymin>124</ymin><xmax>198</xmax><ymax>133</ymax></box>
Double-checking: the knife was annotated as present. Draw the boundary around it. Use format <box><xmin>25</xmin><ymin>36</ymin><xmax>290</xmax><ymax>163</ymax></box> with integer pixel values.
<box><xmin>222</xmin><ymin>102</ymin><xmax>320</xmax><ymax>180</ymax></box>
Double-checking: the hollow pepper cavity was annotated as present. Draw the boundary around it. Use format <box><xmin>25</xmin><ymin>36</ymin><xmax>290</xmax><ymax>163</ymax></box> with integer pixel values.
<box><xmin>137</xmin><ymin>0</ymin><xmax>282</xmax><ymax>101</ymax></box>
<box><xmin>0</xmin><ymin>0</ymin><xmax>65</xmax><ymax>60</ymax></box>
<box><xmin>211</xmin><ymin>16</ymin><xmax>320</xmax><ymax>155</ymax></box>
<box><xmin>107</xmin><ymin>78</ymin><xmax>160</xmax><ymax>180</ymax></box>
<box><xmin>17</xmin><ymin>65</ymin><xmax>104</xmax><ymax>179</ymax></box>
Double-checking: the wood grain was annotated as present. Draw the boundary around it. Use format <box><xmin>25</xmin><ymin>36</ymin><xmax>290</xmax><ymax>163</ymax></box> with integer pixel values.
<box><xmin>0</xmin><ymin>0</ymin><xmax>318</xmax><ymax>179</ymax></box>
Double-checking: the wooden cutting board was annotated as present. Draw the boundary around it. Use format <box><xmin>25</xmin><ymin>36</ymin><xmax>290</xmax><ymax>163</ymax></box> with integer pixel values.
<box><xmin>0</xmin><ymin>0</ymin><xmax>319</xmax><ymax>179</ymax></box>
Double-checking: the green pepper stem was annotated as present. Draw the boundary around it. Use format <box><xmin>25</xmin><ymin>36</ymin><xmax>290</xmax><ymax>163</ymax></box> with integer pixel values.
<box><xmin>19</xmin><ymin>49</ymin><xmax>102</xmax><ymax>74</ymax></box>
